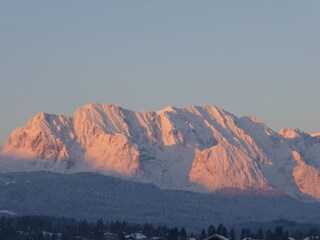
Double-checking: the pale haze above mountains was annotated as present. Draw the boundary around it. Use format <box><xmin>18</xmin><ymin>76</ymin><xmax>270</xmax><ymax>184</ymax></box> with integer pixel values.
<box><xmin>0</xmin><ymin>103</ymin><xmax>319</xmax><ymax>201</ymax></box>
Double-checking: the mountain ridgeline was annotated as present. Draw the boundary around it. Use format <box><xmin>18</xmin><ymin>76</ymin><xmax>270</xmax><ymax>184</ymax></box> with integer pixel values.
<box><xmin>1</xmin><ymin>103</ymin><xmax>320</xmax><ymax>201</ymax></box>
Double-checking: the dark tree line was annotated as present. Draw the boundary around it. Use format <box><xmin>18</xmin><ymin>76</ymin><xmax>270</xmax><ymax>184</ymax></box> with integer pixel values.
<box><xmin>199</xmin><ymin>223</ymin><xmax>233</xmax><ymax>239</ymax></box>
<box><xmin>238</xmin><ymin>226</ymin><xmax>320</xmax><ymax>240</ymax></box>
<box><xmin>0</xmin><ymin>216</ymin><xmax>319</xmax><ymax>240</ymax></box>
<box><xmin>0</xmin><ymin>216</ymin><xmax>192</xmax><ymax>240</ymax></box>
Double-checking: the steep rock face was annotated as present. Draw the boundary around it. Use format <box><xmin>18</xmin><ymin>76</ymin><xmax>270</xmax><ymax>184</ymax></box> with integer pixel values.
<box><xmin>71</xmin><ymin>104</ymin><xmax>140</xmax><ymax>176</ymax></box>
<box><xmin>186</xmin><ymin>107</ymin><xmax>270</xmax><ymax>191</ymax></box>
<box><xmin>293</xmin><ymin>164</ymin><xmax>320</xmax><ymax>199</ymax></box>
<box><xmin>189</xmin><ymin>145</ymin><xmax>270</xmax><ymax>191</ymax></box>
<box><xmin>0</xmin><ymin>103</ymin><xmax>320</xmax><ymax>200</ymax></box>
<box><xmin>2</xmin><ymin>113</ymin><xmax>78</xmax><ymax>161</ymax></box>
<box><xmin>290</xmin><ymin>149</ymin><xmax>320</xmax><ymax>199</ymax></box>
<box><xmin>279</xmin><ymin>131</ymin><xmax>320</xmax><ymax>199</ymax></box>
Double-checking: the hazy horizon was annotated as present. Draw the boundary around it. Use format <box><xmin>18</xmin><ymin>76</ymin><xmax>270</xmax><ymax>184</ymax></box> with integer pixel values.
<box><xmin>1</xmin><ymin>1</ymin><xmax>320</xmax><ymax>144</ymax></box>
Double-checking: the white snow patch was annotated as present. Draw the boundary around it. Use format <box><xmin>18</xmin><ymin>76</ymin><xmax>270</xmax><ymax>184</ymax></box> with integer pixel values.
<box><xmin>0</xmin><ymin>209</ymin><xmax>17</xmax><ymax>216</ymax></box>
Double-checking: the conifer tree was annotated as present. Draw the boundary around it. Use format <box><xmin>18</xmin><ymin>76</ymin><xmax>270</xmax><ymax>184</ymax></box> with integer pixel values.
<box><xmin>240</xmin><ymin>228</ymin><xmax>246</xmax><ymax>240</ymax></box>
<box><xmin>221</xmin><ymin>227</ymin><xmax>228</xmax><ymax>238</ymax></box>
<box><xmin>217</xmin><ymin>224</ymin><xmax>224</xmax><ymax>235</ymax></box>
<box><xmin>207</xmin><ymin>225</ymin><xmax>216</xmax><ymax>236</ymax></box>
<box><xmin>266</xmin><ymin>229</ymin><xmax>273</xmax><ymax>240</ymax></box>
<box><xmin>180</xmin><ymin>227</ymin><xmax>187</xmax><ymax>240</ymax></box>
<box><xmin>94</xmin><ymin>218</ymin><xmax>105</xmax><ymax>240</ymax></box>
<box><xmin>229</xmin><ymin>228</ymin><xmax>236</xmax><ymax>240</ymax></box>
<box><xmin>257</xmin><ymin>229</ymin><xmax>263</xmax><ymax>239</ymax></box>
<box><xmin>200</xmin><ymin>229</ymin><xmax>207</xmax><ymax>240</ymax></box>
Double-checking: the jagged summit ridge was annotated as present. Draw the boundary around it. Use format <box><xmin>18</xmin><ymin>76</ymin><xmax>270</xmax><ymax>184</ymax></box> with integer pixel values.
<box><xmin>1</xmin><ymin>103</ymin><xmax>320</xmax><ymax>200</ymax></box>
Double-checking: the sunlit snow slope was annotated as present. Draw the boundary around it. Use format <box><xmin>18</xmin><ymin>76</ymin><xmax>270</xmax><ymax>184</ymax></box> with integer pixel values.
<box><xmin>1</xmin><ymin>103</ymin><xmax>319</xmax><ymax>200</ymax></box>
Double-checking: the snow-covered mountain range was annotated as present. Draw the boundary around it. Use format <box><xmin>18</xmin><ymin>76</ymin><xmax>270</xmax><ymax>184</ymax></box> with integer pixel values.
<box><xmin>1</xmin><ymin>103</ymin><xmax>319</xmax><ymax>201</ymax></box>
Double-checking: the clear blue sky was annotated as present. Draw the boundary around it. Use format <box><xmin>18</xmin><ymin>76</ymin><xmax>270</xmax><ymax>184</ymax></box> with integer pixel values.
<box><xmin>1</xmin><ymin>1</ymin><xmax>320</xmax><ymax>144</ymax></box>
